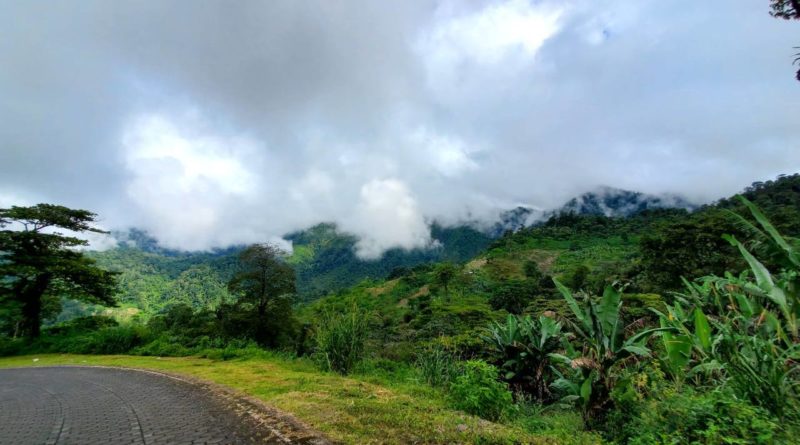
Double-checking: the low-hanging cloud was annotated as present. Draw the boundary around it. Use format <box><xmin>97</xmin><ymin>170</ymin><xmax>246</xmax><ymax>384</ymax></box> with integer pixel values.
<box><xmin>1</xmin><ymin>0</ymin><xmax>798</xmax><ymax>256</ymax></box>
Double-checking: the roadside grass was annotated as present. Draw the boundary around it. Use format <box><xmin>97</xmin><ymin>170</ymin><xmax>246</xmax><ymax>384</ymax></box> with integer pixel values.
<box><xmin>0</xmin><ymin>353</ymin><xmax>599</xmax><ymax>445</ymax></box>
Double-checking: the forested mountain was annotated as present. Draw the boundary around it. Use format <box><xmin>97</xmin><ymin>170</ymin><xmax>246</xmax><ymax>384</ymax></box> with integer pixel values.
<box><xmin>82</xmin><ymin>174</ymin><xmax>797</xmax><ymax>319</ymax></box>
<box><xmin>489</xmin><ymin>187</ymin><xmax>695</xmax><ymax>236</ymax></box>
<box><xmin>302</xmin><ymin>173</ymin><xmax>800</xmax><ymax>361</ymax></box>
<box><xmin>560</xmin><ymin>186</ymin><xmax>695</xmax><ymax>217</ymax></box>
<box><xmin>87</xmin><ymin>221</ymin><xmax>491</xmax><ymax>314</ymax></box>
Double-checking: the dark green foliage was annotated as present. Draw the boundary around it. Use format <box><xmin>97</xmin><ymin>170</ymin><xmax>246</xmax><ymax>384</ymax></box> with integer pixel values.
<box><xmin>488</xmin><ymin>279</ymin><xmax>539</xmax><ymax>314</ymax></box>
<box><xmin>286</xmin><ymin>222</ymin><xmax>490</xmax><ymax>299</ymax></box>
<box><xmin>621</xmin><ymin>387</ymin><xmax>783</xmax><ymax>445</ymax></box>
<box><xmin>522</xmin><ymin>260</ymin><xmax>544</xmax><ymax>281</ymax></box>
<box><xmin>637</xmin><ymin>209</ymin><xmax>743</xmax><ymax>293</ymax></box>
<box><xmin>483</xmin><ymin>314</ymin><xmax>562</xmax><ymax>401</ymax></box>
<box><xmin>550</xmin><ymin>282</ymin><xmax>668</xmax><ymax>427</ymax></box>
<box><xmin>771</xmin><ymin>0</ymin><xmax>800</xmax><ymax>19</ymax></box>
<box><xmin>0</xmin><ymin>204</ymin><xmax>119</xmax><ymax>337</ymax></box>
<box><xmin>433</xmin><ymin>262</ymin><xmax>457</xmax><ymax>298</ymax></box>
<box><xmin>228</xmin><ymin>244</ymin><xmax>296</xmax><ymax>346</ymax></box>
<box><xmin>449</xmin><ymin>360</ymin><xmax>515</xmax><ymax>421</ymax></box>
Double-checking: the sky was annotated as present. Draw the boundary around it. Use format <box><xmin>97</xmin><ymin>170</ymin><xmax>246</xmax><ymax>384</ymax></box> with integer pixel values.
<box><xmin>0</xmin><ymin>1</ymin><xmax>798</xmax><ymax>256</ymax></box>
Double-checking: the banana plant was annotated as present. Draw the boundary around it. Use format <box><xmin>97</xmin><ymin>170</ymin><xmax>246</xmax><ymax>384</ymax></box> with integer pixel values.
<box><xmin>725</xmin><ymin>196</ymin><xmax>800</xmax><ymax>340</ymax></box>
<box><xmin>549</xmin><ymin>281</ymin><xmax>673</xmax><ymax>425</ymax></box>
<box><xmin>651</xmin><ymin>302</ymin><xmax>719</xmax><ymax>384</ymax></box>
<box><xmin>656</xmin><ymin>199</ymin><xmax>800</xmax><ymax>418</ymax></box>
<box><xmin>483</xmin><ymin>313</ymin><xmax>562</xmax><ymax>401</ymax></box>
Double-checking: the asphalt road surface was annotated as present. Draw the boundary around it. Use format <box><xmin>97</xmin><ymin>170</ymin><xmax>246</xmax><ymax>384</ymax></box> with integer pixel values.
<box><xmin>0</xmin><ymin>366</ymin><xmax>324</xmax><ymax>445</ymax></box>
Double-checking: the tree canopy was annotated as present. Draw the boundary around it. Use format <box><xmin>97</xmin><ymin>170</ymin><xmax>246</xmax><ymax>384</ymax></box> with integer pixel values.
<box><xmin>0</xmin><ymin>204</ymin><xmax>118</xmax><ymax>337</ymax></box>
<box><xmin>227</xmin><ymin>243</ymin><xmax>296</xmax><ymax>345</ymax></box>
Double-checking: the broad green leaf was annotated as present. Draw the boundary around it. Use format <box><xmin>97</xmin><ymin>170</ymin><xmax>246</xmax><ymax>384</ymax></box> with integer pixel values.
<box><xmin>694</xmin><ymin>308</ymin><xmax>712</xmax><ymax>351</ymax></box>
<box><xmin>662</xmin><ymin>332</ymin><xmax>691</xmax><ymax>371</ymax></box>
<box><xmin>622</xmin><ymin>344</ymin><xmax>650</xmax><ymax>356</ymax></box>
<box><xmin>597</xmin><ymin>285</ymin><xmax>621</xmax><ymax>340</ymax></box>
<box><xmin>554</xmin><ymin>278</ymin><xmax>591</xmax><ymax>335</ymax></box>
<box><xmin>724</xmin><ymin>235</ymin><xmax>782</xmax><ymax>306</ymax></box>
<box><xmin>548</xmin><ymin>353</ymin><xmax>574</xmax><ymax>366</ymax></box>
<box><xmin>734</xmin><ymin>293</ymin><xmax>756</xmax><ymax>317</ymax></box>
<box><xmin>739</xmin><ymin>196</ymin><xmax>800</xmax><ymax>266</ymax></box>
<box><xmin>580</xmin><ymin>374</ymin><xmax>593</xmax><ymax>403</ymax></box>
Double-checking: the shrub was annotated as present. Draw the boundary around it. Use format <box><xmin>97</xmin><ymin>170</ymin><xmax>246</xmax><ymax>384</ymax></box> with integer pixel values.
<box><xmin>132</xmin><ymin>336</ymin><xmax>191</xmax><ymax>357</ymax></box>
<box><xmin>449</xmin><ymin>360</ymin><xmax>515</xmax><ymax>421</ymax></box>
<box><xmin>488</xmin><ymin>279</ymin><xmax>538</xmax><ymax>314</ymax></box>
<box><xmin>415</xmin><ymin>345</ymin><xmax>461</xmax><ymax>388</ymax></box>
<box><xmin>625</xmin><ymin>388</ymin><xmax>784</xmax><ymax>445</ymax></box>
<box><xmin>483</xmin><ymin>314</ymin><xmax>561</xmax><ymax>401</ymax></box>
<box><xmin>83</xmin><ymin>325</ymin><xmax>149</xmax><ymax>354</ymax></box>
<box><xmin>314</xmin><ymin>306</ymin><xmax>369</xmax><ymax>374</ymax></box>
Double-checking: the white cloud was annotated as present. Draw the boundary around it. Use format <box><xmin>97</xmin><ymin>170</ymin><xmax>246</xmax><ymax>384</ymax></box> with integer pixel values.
<box><xmin>410</xmin><ymin>128</ymin><xmax>479</xmax><ymax>177</ymax></box>
<box><xmin>121</xmin><ymin>113</ymin><xmax>261</xmax><ymax>250</ymax></box>
<box><xmin>1</xmin><ymin>1</ymin><xmax>799</xmax><ymax>256</ymax></box>
<box><xmin>343</xmin><ymin>179</ymin><xmax>432</xmax><ymax>259</ymax></box>
<box><xmin>417</xmin><ymin>0</ymin><xmax>562</xmax><ymax>97</ymax></box>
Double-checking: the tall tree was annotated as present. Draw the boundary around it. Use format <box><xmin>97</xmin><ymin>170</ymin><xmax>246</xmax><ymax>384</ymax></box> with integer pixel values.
<box><xmin>0</xmin><ymin>204</ymin><xmax>118</xmax><ymax>338</ymax></box>
<box><xmin>227</xmin><ymin>243</ymin><xmax>296</xmax><ymax>345</ymax></box>
<box><xmin>433</xmin><ymin>262</ymin><xmax>457</xmax><ymax>298</ymax></box>
<box><xmin>769</xmin><ymin>0</ymin><xmax>800</xmax><ymax>81</ymax></box>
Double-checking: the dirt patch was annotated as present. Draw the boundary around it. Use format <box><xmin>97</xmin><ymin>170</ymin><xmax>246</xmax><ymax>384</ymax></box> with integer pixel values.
<box><xmin>526</xmin><ymin>250</ymin><xmax>560</xmax><ymax>273</ymax></box>
<box><xmin>465</xmin><ymin>258</ymin><xmax>487</xmax><ymax>271</ymax></box>
<box><xmin>368</xmin><ymin>279</ymin><xmax>399</xmax><ymax>297</ymax></box>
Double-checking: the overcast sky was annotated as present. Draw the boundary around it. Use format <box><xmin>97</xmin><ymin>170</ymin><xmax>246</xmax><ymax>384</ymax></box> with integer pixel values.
<box><xmin>1</xmin><ymin>1</ymin><xmax>798</xmax><ymax>256</ymax></box>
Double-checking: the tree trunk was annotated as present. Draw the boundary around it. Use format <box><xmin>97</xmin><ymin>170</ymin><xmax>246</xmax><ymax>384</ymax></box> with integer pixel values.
<box><xmin>255</xmin><ymin>302</ymin><xmax>268</xmax><ymax>345</ymax></box>
<box><xmin>20</xmin><ymin>273</ymin><xmax>51</xmax><ymax>338</ymax></box>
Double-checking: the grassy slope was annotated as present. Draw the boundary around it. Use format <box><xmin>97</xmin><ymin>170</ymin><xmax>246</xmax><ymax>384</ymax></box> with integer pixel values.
<box><xmin>298</xmin><ymin>231</ymin><xmax>639</xmax><ymax>352</ymax></box>
<box><xmin>0</xmin><ymin>354</ymin><xmax>600</xmax><ymax>445</ymax></box>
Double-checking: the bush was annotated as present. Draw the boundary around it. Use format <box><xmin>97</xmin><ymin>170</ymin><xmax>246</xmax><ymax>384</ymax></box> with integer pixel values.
<box><xmin>449</xmin><ymin>360</ymin><xmax>515</xmax><ymax>421</ymax></box>
<box><xmin>314</xmin><ymin>306</ymin><xmax>369</xmax><ymax>374</ymax></box>
<box><xmin>0</xmin><ymin>336</ymin><xmax>24</xmax><ymax>356</ymax></box>
<box><xmin>81</xmin><ymin>325</ymin><xmax>149</xmax><ymax>354</ymax></box>
<box><xmin>415</xmin><ymin>346</ymin><xmax>461</xmax><ymax>388</ymax></box>
<box><xmin>624</xmin><ymin>388</ymin><xmax>784</xmax><ymax>445</ymax></box>
<box><xmin>132</xmin><ymin>336</ymin><xmax>191</xmax><ymax>357</ymax></box>
<box><xmin>488</xmin><ymin>279</ymin><xmax>538</xmax><ymax>314</ymax></box>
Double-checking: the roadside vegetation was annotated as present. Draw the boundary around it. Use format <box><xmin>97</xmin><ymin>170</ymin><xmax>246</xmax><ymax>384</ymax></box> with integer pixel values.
<box><xmin>2</xmin><ymin>174</ymin><xmax>800</xmax><ymax>444</ymax></box>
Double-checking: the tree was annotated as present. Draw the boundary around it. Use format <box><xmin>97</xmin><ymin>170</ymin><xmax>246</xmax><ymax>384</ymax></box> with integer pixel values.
<box><xmin>0</xmin><ymin>204</ymin><xmax>118</xmax><ymax>338</ymax></box>
<box><xmin>523</xmin><ymin>260</ymin><xmax>544</xmax><ymax>282</ymax></box>
<box><xmin>551</xmin><ymin>281</ymin><xmax>671</xmax><ymax>427</ymax></box>
<box><xmin>227</xmin><ymin>243</ymin><xmax>296</xmax><ymax>346</ymax></box>
<box><xmin>637</xmin><ymin>209</ymin><xmax>742</xmax><ymax>294</ymax></box>
<box><xmin>488</xmin><ymin>279</ymin><xmax>539</xmax><ymax>314</ymax></box>
<box><xmin>769</xmin><ymin>0</ymin><xmax>800</xmax><ymax>81</ymax></box>
<box><xmin>433</xmin><ymin>262</ymin><xmax>457</xmax><ymax>298</ymax></box>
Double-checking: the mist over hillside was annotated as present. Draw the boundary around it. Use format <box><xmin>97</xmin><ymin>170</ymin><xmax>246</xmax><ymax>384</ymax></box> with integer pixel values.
<box><xmin>89</xmin><ymin>185</ymin><xmax>703</xmax><ymax>303</ymax></box>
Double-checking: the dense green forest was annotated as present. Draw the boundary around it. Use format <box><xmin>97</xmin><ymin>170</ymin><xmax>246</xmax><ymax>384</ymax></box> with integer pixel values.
<box><xmin>2</xmin><ymin>173</ymin><xmax>800</xmax><ymax>444</ymax></box>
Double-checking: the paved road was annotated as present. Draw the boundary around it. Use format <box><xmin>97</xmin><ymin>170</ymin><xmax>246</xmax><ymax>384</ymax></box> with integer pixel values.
<box><xmin>0</xmin><ymin>366</ymin><xmax>320</xmax><ymax>445</ymax></box>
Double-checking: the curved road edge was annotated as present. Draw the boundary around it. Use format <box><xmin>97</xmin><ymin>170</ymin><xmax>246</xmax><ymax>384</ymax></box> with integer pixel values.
<box><xmin>1</xmin><ymin>364</ymin><xmax>334</xmax><ymax>445</ymax></box>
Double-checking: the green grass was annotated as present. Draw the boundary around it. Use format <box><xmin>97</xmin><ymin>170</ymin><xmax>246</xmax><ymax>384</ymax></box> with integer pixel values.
<box><xmin>0</xmin><ymin>353</ymin><xmax>600</xmax><ymax>444</ymax></box>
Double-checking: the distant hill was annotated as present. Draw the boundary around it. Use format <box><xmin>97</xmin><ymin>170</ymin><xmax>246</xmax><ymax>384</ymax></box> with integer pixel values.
<box><xmin>300</xmin><ymin>174</ymin><xmax>800</xmax><ymax>360</ymax></box>
<box><xmin>89</xmin><ymin>221</ymin><xmax>491</xmax><ymax>311</ymax></box>
<box><xmin>489</xmin><ymin>187</ymin><xmax>695</xmax><ymax>236</ymax></box>
<box><xmin>85</xmin><ymin>175</ymin><xmax>797</xmax><ymax>317</ymax></box>
<box><xmin>561</xmin><ymin>186</ymin><xmax>695</xmax><ymax>217</ymax></box>
<box><xmin>284</xmin><ymin>222</ymin><xmax>491</xmax><ymax>300</ymax></box>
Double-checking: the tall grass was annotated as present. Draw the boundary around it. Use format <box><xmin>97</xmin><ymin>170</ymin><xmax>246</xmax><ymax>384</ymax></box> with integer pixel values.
<box><xmin>314</xmin><ymin>305</ymin><xmax>369</xmax><ymax>374</ymax></box>
<box><xmin>415</xmin><ymin>345</ymin><xmax>460</xmax><ymax>388</ymax></box>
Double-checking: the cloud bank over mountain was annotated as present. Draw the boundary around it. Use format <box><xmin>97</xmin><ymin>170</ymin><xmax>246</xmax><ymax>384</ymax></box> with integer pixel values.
<box><xmin>1</xmin><ymin>1</ymin><xmax>798</xmax><ymax>255</ymax></box>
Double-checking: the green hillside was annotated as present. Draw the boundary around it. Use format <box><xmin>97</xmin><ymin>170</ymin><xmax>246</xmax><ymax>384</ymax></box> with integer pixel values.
<box><xmin>83</xmin><ymin>221</ymin><xmax>491</xmax><ymax>318</ymax></box>
<box><xmin>4</xmin><ymin>174</ymin><xmax>800</xmax><ymax>444</ymax></box>
<box><xmin>300</xmin><ymin>174</ymin><xmax>800</xmax><ymax>360</ymax></box>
